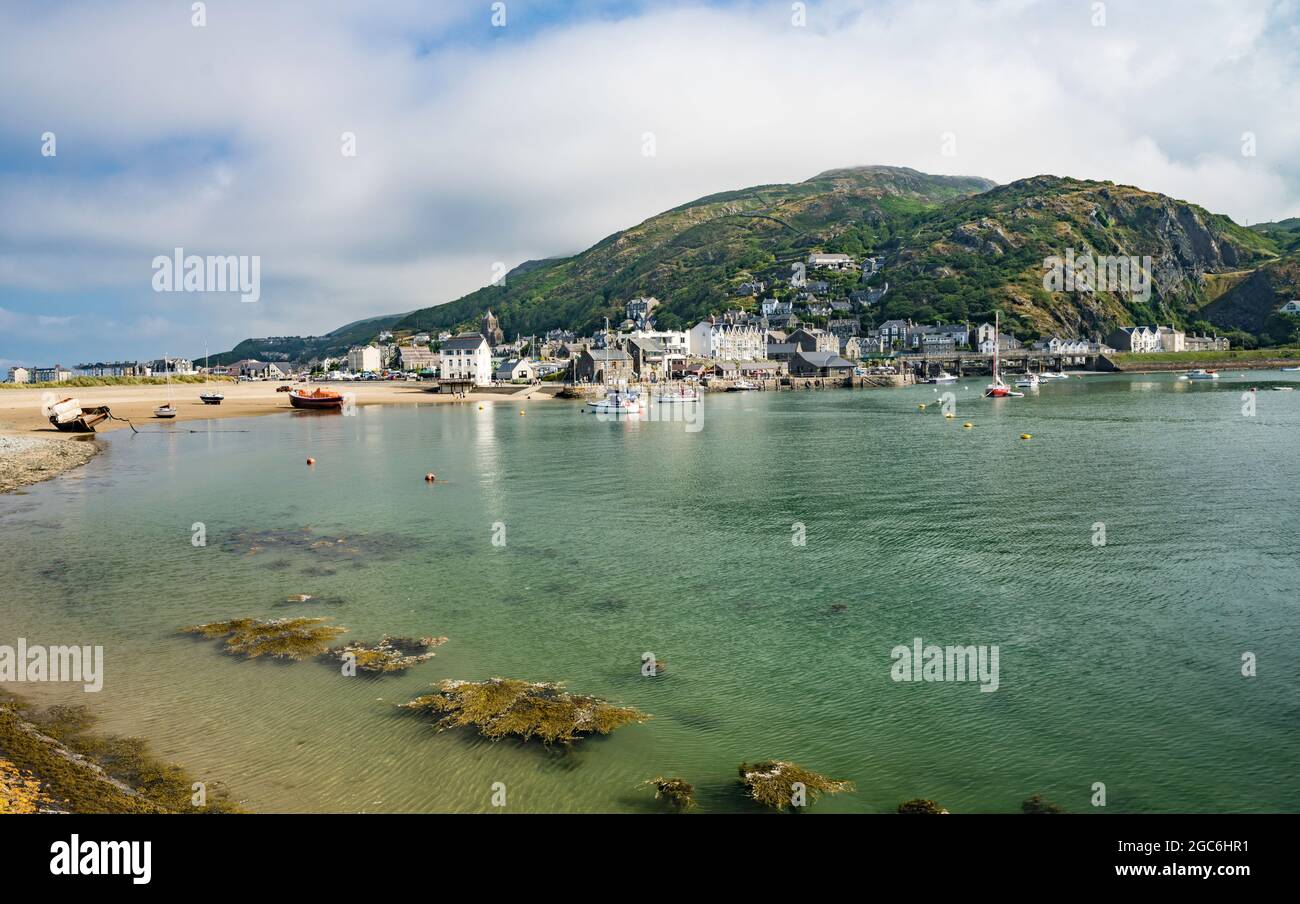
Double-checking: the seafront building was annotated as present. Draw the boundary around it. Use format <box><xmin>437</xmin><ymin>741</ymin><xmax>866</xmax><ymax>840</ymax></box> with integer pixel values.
<box><xmin>689</xmin><ymin>318</ymin><xmax>766</xmax><ymax>361</ymax></box>
<box><xmin>439</xmin><ymin>333</ymin><xmax>492</xmax><ymax>386</ymax></box>
<box><xmin>347</xmin><ymin>345</ymin><xmax>382</xmax><ymax>372</ymax></box>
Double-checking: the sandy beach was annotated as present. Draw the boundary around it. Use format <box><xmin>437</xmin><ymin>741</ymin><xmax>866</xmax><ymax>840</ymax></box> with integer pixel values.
<box><xmin>0</xmin><ymin>380</ymin><xmax>557</xmax><ymax>437</ymax></box>
<box><xmin>0</xmin><ymin>381</ymin><xmax>557</xmax><ymax>492</ymax></box>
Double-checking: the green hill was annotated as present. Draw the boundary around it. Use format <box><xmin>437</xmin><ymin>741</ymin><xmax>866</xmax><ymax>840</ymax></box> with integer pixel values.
<box><xmin>872</xmin><ymin>175</ymin><xmax>1277</xmax><ymax>339</ymax></box>
<box><xmin>392</xmin><ymin>166</ymin><xmax>997</xmax><ymax>336</ymax></box>
<box><xmin>212</xmin><ymin>165</ymin><xmax>1296</xmax><ymax>361</ymax></box>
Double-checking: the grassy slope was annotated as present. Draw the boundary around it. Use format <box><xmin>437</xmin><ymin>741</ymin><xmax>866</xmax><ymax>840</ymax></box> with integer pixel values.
<box><xmin>394</xmin><ymin>166</ymin><xmax>997</xmax><ymax>337</ymax></box>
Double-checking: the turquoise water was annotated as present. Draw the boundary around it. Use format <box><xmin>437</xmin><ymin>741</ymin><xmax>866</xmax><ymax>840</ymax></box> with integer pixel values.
<box><xmin>2</xmin><ymin>373</ymin><xmax>1298</xmax><ymax>813</ymax></box>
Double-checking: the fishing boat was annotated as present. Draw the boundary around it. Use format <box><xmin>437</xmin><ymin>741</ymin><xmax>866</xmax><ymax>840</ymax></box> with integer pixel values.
<box><xmin>1013</xmin><ymin>374</ymin><xmax>1041</xmax><ymax>389</ymax></box>
<box><xmin>289</xmin><ymin>387</ymin><xmax>345</xmax><ymax>410</ymax></box>
<box><xmin>591</xmin><ymin>388</ymin><xmax>641</xmax><ymax>415</ymax></box>
<box><xmin>1185</xmin><ymin>369</ymin><xmax>1220</xmax><ymax>381</ymax></box>
<box><xmin>924</xmin><ymin>371</ymin><xmax>958</xmax><ymax>384</ymax></box>
<box><xmin>655</xmin><ymin>386</ymin><xmax>700</xmax><ymax>403</ymax></box>
<box><xmin>47</xmin><ymin>398</ymin><xmax>112</xmax><ymax>433</ymax></box>
<box><xmin>984</xmin><ymin>313</ymin><xmax>1024</xmax><ymax>398</ymax></box>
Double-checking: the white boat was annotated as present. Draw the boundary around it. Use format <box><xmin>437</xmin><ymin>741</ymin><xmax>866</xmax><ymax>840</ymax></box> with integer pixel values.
<box><xmin>984</xmin><ymin>313</ymin><xmax>1024</xmax><ymax>398</ymax></box>
<box><xmin>925</xmin><ymin>371</ymin><xmax>958</xmax><ymax>384</ymax></box>
<box><xmin>1039</xmin><ymin>371</ymin><xmax>1069</xmax><ymax>380</ymax></box>
<box><xmin>655</xmin><ymin>387</ymin><xmax>700</xmax><ymax>403</ymax></box>
<box><xmin>1185</xmin><ymin>369</ymin><xmax>1220</xmax><ymax>381</ymax></box>
<box><xmin>727</xmin><ymin>380</ymin><xmax>758</xmax><ymax>391</ymax></box>
<box><xmin>591</xmin><ymin>389</ymin><xmax>641</xmax><ymax>415</ymax></box>
<box><xmin>153</xmin><ymin>404</ymin><xmax>177</xmax><ymax>419</ymax></box>
<box><xmin>1013</xmin><ymin>374</ymin><xmax>1041</xmax><ymax>389</ymax></box>
<box><xmin>1281</xmin><ymin>366</ymin><xmax>1300</xmax><ymax>372</ymax></box>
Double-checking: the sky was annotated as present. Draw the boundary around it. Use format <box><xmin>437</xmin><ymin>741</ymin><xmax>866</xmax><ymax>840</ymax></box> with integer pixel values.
<box><xmin>2</xmin><ymin>0</ymin><xmax>1298</xmax><ymax>368</ymax></box>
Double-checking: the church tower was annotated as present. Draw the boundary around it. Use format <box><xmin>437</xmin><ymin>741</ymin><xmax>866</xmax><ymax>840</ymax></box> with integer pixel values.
<box><xmin>481</xmin><ymin>309</ymin><xmax>504</xmax><ymax>347</ymax></box>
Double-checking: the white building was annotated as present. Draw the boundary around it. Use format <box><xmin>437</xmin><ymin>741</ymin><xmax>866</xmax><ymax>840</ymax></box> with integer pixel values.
<box><xmin>1105</xmin><ymin>326</ymin><xmax>1183</xmax><ymax>353</ymax></box>
<box><xmin>494</xmin><ymin>358</ymin><xmax>535</xmax><ymax>382</ymax></box>
<box><xmin>347</xmin><ymin>345</ymin><xmax>382</xmax><ymax>372</ymax></box>
<box><xmin>7</xmin><ymin>366</ymin><xmax>30</xmax><ymax>383</ymax></box>
<box><xmin>439</xmin><ymin>333</ymin><xmax>492</xmax><ymax>385</ymax></box>
<box><xmin>1279</xmin><ymin>300</ymin><xmax>1300</xmax><ymax>314</ymax></box>
<box><xmin>689</xmin><ymin>319</ymin><xmax>766</xmax><ymax>361</ymax></box>
<box><xmin>807</xmin><ymin>252</ymin><xmax>856</xmax><ymax>270</ymax></box>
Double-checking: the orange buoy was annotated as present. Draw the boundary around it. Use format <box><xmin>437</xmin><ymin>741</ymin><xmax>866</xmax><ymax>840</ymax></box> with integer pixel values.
<box><xmin>306</xmin><ymin>457</ymin><xmax>316</xmax><ymax>465</ymax></box>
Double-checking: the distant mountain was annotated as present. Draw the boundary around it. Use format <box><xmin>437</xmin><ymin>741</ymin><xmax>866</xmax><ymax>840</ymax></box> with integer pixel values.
<box><xmin>207</xmin><ymin>311</ymin><xmax>409</xmax><ymax>366</ymax></box>
<box><xmin>214</xmin><ymin>165</ymin><xmax>1297</xmax><ymax>361</ymax></box>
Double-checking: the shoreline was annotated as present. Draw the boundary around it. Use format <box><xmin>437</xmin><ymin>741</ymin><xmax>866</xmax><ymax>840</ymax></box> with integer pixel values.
<box><xmin>0</xmin><ymin>381</ymin><xmax>558</xmax><ymax>493</ymax></box>
<box><xmin>0</xmin><ymin>435</ymin><xmax>101</xmax><ymax>494</ymax></box>
<box><xmin>0</xmin><ymin>380</ymin><xmax>558</xmax><ymax>437</ymax></box>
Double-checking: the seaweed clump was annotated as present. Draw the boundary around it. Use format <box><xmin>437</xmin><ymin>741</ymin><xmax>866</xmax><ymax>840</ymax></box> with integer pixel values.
<box><xmin>642</xmin><ymin>776</ymin><xmax>695</xmax><ymax>810</ymax></box>
<box><xmin>1021</xmin><ymin>794</ymin><xmax>1065</xmax><ymax>814</ymax></box>
<box><xmin>328</xmin><ymin>635</ymin><xmax>448</xmax><ymax>673</ymax></box>
<box><xmin>1</xmin><ymin>756</ymin><xmax>48</xmax><ymax>814</ymax></box>
<box><xmin>0</xmin><ymin>694</ymin><xmax>241</xmax><ymax>813</ymax></box>
<box><xmin>897</xmin><ymin>798</ymin><xmax>949</xmax><ymax>814</ymax></box>
<box><xmin>181</xmin><ymin>617</ymin><xmax>347</xmax><ymax>660</ymax></box>
<box><xmin>738</xmin><ymin>760</ymin><xmax>854</xmax><ymax>811</ymax></box>
<box><xmin>402</xmin><ymin>678</ymin><xmax>648</xmax><ymax>744</ymax></box>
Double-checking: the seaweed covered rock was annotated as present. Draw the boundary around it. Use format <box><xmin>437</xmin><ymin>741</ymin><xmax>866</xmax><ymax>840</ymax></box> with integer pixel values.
<box><xmin>328</xmin><ymin>635</ymin><xmax>448</xmax><ymax>673</ymax></box>
<box><xmin>402</xmin><ymin>678</ymin><xmax>647</xmax><ymax>744</ymax></box>
<box><xmin>642</xmin><ymin>776</ymin><xmax>695</xmax><ymax>810</ymax></box>
<box><xmin>1021</xmin><ymin>794</ymin><xmax>1065</xmax><ymax>814</ymax></box>
<box><xmin>0</xmin><ymin>756</ymin><xmax>48</xmax><ymax>814</ymax></box>
<box><xmin>897</xmin><ymin>798</ymin><xmax>949</xmax><ymax>814</ymax></box>
<box><xmin>738</xmin><ymin>760</ymin><xmax>854</xmax><ymax>811</ymax></box>
<box><xmin>181</xmin><ymin>617</ymin><xmax>347</xmax><ymax>660</ymax></box>
<box><xmin>0</xmin><ymin>695</ymin><xmax>241</xmax><ymax>813</ymax></box>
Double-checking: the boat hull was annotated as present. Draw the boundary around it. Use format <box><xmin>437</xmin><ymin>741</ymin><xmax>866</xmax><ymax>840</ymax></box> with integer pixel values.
<box><xmin>289</xmin><ymin>392</ymin><xmax>344</xmax><ymax>410</ymax></box>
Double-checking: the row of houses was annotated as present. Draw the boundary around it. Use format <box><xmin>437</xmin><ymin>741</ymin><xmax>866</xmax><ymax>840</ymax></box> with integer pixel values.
<box><xmin>1104</xmin><ymin>326</ymin><xmax>1230</xmax><ymax>354</ymax></box>
<box><xmin>6</xmin><ymin>357</ymin><xmax>200</xmax><ymax>383</ymax></box>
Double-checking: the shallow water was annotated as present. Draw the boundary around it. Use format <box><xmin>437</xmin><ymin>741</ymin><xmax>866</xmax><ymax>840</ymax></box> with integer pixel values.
<box><xmin>2</xmin><ymin>372</ymin><xmax>1298</xmax><ymax>813</ymax></box>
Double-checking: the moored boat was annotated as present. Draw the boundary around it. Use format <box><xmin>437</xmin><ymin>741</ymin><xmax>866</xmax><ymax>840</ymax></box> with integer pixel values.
<box><xmin>289</xmin><ymin>388</ymin><xmax>346</xmax><ymax>409</ymax></box>
<box><xmin>199</xmin><ymin>391</ymin><xmax>224</xmax><ymax>405</ymax></box>
<box><xmin>1185</xmin><ymin>369</ymin><xmax>1220</xmax><ymax>381</ymax></box>
<box><xmin>655</xmin><ymin>387</ymin><xmax>700</xmax><ymax>403</ymax></box>
<box><xmin>47</xmin><ymin>398</ymin><xmax>112</xmax><ymax>433</ymax></box>
<box><xmin>591</xmin><ymin>389</ymin><xmax>641</xmax><ymax>415</ymax></box>
<box><xmin>154</xmin><ymin>404</ymin><xmax>177</xmax><ymax>418</ymax></box>
<box><xmin>924</xmin><ymin>371</ymin><xmax>958</xmax><ymax>384</ymax></box>
<box><xmin>983</xmin><ymin>312</ymin><xmax>1024</xmax><ymax>398</ymax></box>
<box><xmin>1013</xmin><ymin>374</ymin><xmax>1041</xmax><ymax>389</ymax></box>
<box><xmin>727</xmin><ymin>380</ymin><xmax>758</xmax><ymax>391</ymax></box>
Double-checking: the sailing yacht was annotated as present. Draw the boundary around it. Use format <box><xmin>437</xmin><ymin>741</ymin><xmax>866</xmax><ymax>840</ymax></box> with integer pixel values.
<box><xmin>200</xmin><ymin>344</ymin><xmax>224</xmax><ymax>404</ymax></box>
<box><xmin>155</xmin><ymin>362</ymin><xmax>177</xmax><ymax>418</ymax></box>
<box><xmin>984</xmin><ymin>313</ymin><xmax>1024</xmax><ymax>398</ymax></box>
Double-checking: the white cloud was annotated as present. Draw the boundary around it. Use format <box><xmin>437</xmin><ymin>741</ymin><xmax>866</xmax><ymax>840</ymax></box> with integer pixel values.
<box><xmin>0</xmin><ymin>0</ymin><xmax>1297</xmax><ymax>361</ymax></box>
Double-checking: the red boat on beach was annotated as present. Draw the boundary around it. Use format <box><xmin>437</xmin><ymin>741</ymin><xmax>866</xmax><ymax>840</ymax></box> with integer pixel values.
<box><xmin>288</xmin><ymin>388</ymin><xmax>345</xmax><ymax>410</ymax></box>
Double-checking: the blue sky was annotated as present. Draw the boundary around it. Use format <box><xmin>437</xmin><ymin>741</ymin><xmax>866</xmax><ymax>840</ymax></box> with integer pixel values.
<box><xmin>2</xmin><ymin>0</ymin><xmax>1299</xmax><ymax>369</ymax></box>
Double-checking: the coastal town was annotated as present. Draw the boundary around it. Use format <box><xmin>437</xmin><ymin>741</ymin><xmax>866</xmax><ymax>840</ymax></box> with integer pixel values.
<box><xmin>4</xmin><ymin>251</ymin><xmax>1242</xmax><ymax>393</ymax></box>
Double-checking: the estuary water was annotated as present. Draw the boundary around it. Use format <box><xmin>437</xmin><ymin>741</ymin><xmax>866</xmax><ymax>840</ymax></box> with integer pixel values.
<box><xmin>2</xmin><ymin>372</ymin><xmax>1298</xmax><ymax>813</ymax></box>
